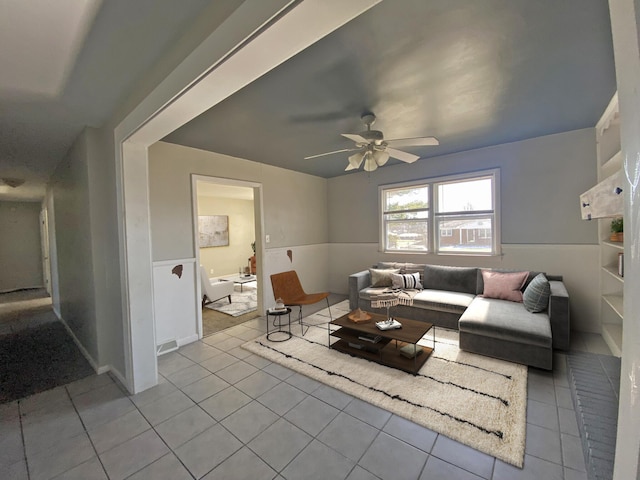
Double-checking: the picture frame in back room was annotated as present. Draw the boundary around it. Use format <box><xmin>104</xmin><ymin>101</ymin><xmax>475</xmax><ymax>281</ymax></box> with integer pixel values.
<box><xmin>198</xmin><ymin>215</ymin><xmax>229</xmax><ymax>247</ymax></box>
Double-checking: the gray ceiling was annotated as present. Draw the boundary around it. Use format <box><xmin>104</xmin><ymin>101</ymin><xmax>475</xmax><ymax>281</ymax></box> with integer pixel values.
<box><xmin>164</xmin><ymin>0</ymin><xmax>617</xmax><ymax>178</ymax></box>
<box><xmin>0</xmin><ymin>0</ymin><xmax>617</xmax><ymax>202</ymax></box>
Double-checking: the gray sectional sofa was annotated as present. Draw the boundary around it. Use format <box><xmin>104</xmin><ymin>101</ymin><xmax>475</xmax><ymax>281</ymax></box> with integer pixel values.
<box><xmin>348</xmin><ymin>262</ymin><xmax>570</xmax><ymax>370</ymax></box>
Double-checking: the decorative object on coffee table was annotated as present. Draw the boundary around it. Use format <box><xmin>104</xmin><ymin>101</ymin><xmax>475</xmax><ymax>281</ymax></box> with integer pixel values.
<box><xmin>348</xmin><ymin>308</ymin><xmax>371</xmax><ymax>323</ymax></box>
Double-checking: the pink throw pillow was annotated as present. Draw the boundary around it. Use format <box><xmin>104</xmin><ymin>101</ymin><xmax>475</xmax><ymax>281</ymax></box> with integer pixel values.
<box><xmin>481</xmin><ymin>270</ymin><xmax>529</xmax><ymax>303</ymax></box>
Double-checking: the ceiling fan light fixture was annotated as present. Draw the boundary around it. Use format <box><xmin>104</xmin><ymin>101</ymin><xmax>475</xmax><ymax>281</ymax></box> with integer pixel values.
<box><xmin>363</xmin><ymin>153</ymin><xmax>378</xmax><ymax>172</ymax></box>
<box><xmin>373</xmin><ymin>150</ymin><xmax>389</xmax><ymax>167</ymax></box>
<box><xmin>347</xmin><ymin>151</ymin><xmax>365</xmax><ymax>169</ymax></box>
<box><xmin>2</xmin><ymin>178</ymin><xmax>25</xmax><ymax>188</ymax></box>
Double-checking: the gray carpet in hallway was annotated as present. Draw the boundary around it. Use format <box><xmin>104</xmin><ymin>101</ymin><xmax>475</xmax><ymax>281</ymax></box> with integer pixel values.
<box><xmin>0</xmin><ymin>289</ymin><xmax>94</xmax><ymax>404</ymax></box>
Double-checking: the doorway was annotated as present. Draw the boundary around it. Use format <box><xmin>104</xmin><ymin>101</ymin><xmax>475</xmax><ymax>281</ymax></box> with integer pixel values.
<box><xmin>192</xmin><ymin>176</ymin><xmax>262</xmax><ymax>336</ymax></box>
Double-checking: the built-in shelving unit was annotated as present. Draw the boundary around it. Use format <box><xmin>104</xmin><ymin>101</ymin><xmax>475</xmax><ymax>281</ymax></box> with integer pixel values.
<box><xmin>595</xmin><ymin>92</ymin><xmax>623</xmax><ymax>357</ymax></box>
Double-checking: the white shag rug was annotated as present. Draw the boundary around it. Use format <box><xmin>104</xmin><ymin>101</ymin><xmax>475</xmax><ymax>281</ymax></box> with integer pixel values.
<box><xmin>205</xmin><ymin>282</ymin><xmax>257</xmax><ymax>317</ymax></box>
<box><xmin>242</xmin><ymin>300</ymin><xmax>527</xmax><ymax>467</ymax></box>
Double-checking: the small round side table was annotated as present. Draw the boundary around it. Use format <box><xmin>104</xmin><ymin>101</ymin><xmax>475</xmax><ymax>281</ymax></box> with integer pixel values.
<box><xmin>266</xmin><ymin>307</ymin><xmax>292</xmax><ymax>342</ymax></box>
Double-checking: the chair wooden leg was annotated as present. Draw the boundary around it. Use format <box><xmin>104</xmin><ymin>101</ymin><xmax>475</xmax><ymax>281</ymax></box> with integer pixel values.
<box><xmin>227</xmin><ymin>295</ymin><xmax>232</xmax><ymax>304</ymax></box>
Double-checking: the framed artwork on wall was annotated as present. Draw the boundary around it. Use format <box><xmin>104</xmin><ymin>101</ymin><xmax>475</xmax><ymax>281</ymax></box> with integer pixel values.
<box><xmin>198</xmin><ymin>215</ymin><xmax>229</xmax><ymax>247</ymax></box>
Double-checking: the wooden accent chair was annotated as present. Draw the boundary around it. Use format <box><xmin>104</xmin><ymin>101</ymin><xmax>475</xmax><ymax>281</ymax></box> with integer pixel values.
<box><xmin>270</xmin><ymin>270</ymin><xmax>332</xmax><ymax>336</ymax></box>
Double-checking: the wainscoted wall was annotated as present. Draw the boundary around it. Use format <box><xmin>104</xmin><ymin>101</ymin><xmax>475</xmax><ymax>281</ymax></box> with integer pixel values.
<box><xmin>328</xmin><ymin>243</ymin><xmax>600</xmax><ymax>333</ymax></box>
<box><xmin>262</xmin><ymin>243</ymin><xmax>330</xmax><ymax>306</ymax></box>
<box><xmin>152</xmin><ymin>259</ymin><xmax>199</xmax><ymax>349</ymax></box>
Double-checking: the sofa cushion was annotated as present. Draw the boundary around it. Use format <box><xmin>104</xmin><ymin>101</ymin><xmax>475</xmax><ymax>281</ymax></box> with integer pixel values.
<box><xmin>391</xmin><ymin>272</ymin><xmax>423</xmax><ymax>290</ymax></box>
<box><xmin>423</xmin><ymin>265</ymin><xmax>478</xmax><ymax>294</ymax></box>
<box><xmin>477</xmin><ymin>269</ymin><xmax>545</xmax><ymax>294</ymax></box>
<box><xmin>523</xmin><ymin>273</ymin><xmax>551</xmax><ymax>313</ymax></box>
<box><xmin>369</xmin><ymin>268</ymin><xmax>400</xmax><ymax>287</ymax></box>
<box><xmin>413</xmin><ymin>289</ymin><xmax>475</xmax><ymax>314</ymax></box>
<box><xmin>378</xmin><ymin>262</ymin><xmax>426</xmax><ymax>281</ymax></box>
<box><xmin>459</xmin><ymin>297</ymin><xmax>552</xmax><ymax>347</ymax></box>
<box><xmin>481</xmin><ymin>270</ymin><xmax>528</xmax><ymax>302</ymax></box>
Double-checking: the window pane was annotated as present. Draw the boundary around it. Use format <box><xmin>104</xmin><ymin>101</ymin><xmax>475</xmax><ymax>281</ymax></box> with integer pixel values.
<box><xmin>436</xmin><ymin>216</ymin><xmax>493</xmax><ymax>253</ymax></box>
<box><xmin>437</xmin><ymin>178</ymin><xmax>492</xmax><ymax>213</ymax></box>
<box><xmin>384</xmin><ymin>185</ymin><xmax>429</xmax><ymax>212</ymax></box>
<box><xmin>384</xmin><ymin>211</ymin><xmax>429</xmax><ymax>221</ymax></box>
<box><xmin>386</xmin><ymin>221</ymin><xmax>428</xmax><ymax>251</ymax></box>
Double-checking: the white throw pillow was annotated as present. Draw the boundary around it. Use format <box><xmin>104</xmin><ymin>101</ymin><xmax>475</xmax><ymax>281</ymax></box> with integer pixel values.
<box><xmin>391</xmin><ymin>272</ymin><xmax>423</xmax><ymax>290</ymax></box>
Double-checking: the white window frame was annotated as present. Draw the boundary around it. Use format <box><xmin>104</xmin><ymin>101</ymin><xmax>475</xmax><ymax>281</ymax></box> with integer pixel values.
<box><xmin>379</xmin><ymin>169</ymin><xmax>501</xmax><ymax>255</ymax></box>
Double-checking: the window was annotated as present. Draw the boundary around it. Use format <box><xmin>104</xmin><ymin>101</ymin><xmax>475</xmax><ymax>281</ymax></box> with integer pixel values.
<box><xmin>380</xmin><ymin>170</ymin><xmax>499</xmax><ymax>255</ymax></box>
<box><xmin>381</xmin><ymin>185</ymin><xmax>429</xmax><ymax>252</ymax></box>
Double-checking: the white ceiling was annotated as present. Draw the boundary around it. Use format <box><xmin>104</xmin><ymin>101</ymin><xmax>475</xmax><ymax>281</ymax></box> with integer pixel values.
<box><xmin>0</xmin><ymin>0</ymin><xmax>101</xmax><ymax>97</ymax></box>
<box><xmin>0</xmin><ymin>0</ymin><xmax>240</xmax><ymax>202</ymax></box>
<box><xmin>0</xmin><ymin>0</ymin><xmax>617</xmax><ymax>201</ymax></box>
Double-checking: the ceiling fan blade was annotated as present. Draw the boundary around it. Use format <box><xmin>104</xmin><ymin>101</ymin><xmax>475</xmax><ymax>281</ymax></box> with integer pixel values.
<box><xmin>387</xmin><ymin>147</ymin><xmax>419</xmax><ymax>163</ymax></box>
<box><xmin>304</xmin><ymin>148</ymin><xmax>360</xmax><ymax>160</ymax></box>
<box><xmin>341</xmin><ymin>133</ymin><xmax>368</xmax><ymax>143</ymax></box>
<box><xmin>386</xmin><ymin>136</ymin><xmax>440</xmax><ymax>148</ymax></box>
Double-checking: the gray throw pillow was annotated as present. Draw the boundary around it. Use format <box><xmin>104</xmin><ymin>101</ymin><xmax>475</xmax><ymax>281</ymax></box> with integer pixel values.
<box><xmin>369</xmin><ymin>268</ymin><xmax>400</xmax><ymax>287</ymax></box>
<box><xmin>523</xmin><ymin>273</ymin><xmax>551</xmax><ymax>313</ymax></box>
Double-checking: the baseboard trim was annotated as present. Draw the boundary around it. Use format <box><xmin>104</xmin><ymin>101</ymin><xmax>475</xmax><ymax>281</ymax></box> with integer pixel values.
<box><xmin>178</xmin><ymin>334</ymin><xmax>200</xmax><ymax>347</ymax></box>
<box><xmin>55</xmin><ymin>312</ymin><xmax>102</xmax><ymax>375</ymax></box>
<box><xmin>107</xmin><ymin>366</ymin><xmax>128</xmax><ymax>390</ymax></box>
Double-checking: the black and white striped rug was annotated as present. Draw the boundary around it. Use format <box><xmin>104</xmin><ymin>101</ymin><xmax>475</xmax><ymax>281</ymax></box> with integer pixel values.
<box><xmin>242</xmin><ymin>301</ymin><xmax>527</xmax><ymax>467</ymax></box>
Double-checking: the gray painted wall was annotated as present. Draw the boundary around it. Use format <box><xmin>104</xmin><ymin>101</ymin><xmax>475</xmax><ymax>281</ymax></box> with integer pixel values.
<box><xmin>148</xmin><ymin>141</ymin><xmax>329</xmax><ymax>261</ymax></box>
<box><xmin>50</xmin><ymin>129</ymin><xmax>99</xmax><ymax>361</ymax></box>
<box><xmin>0</xmin><ymin>201</ymin><xmax>43</xmax><ymax>292</ymax></box>
<box><xmin>328</xmin><ymin>128</ymin><xmax>598</xmax><ymax>245</ymax></box>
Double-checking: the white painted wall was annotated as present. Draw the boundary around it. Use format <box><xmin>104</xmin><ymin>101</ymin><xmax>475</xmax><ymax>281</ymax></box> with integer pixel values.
<box><xmin>0</xmin><ymin>201</ymin><xmax>43</xmax><ymax>292</ymax></box>
<box><xmin>153</xmin><ymin>259</ymin><xmax>199</xmax><ymax>348</ymax></box>
<box><xmin>328</xmin><ymin>128</ymin><xmax>601</xmax><ymax>333</ymax></box>
<box><xmin>198</xmin><ymin>196</ymin><xmax>255</xmax><ymax>278</ymax></box>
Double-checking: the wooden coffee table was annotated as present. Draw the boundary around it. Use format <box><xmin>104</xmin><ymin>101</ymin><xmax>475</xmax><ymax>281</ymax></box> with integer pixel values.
<box><xmin>329</xmin><ymin>311</ymin><xmax>434</xmax><ymax>374</ymax></box>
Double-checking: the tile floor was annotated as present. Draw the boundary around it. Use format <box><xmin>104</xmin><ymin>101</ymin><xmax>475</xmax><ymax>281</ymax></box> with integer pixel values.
<box><xmin>1</xmin><ymin>313</ymin><xmax>613</xmax><ymax>480</ymax></box>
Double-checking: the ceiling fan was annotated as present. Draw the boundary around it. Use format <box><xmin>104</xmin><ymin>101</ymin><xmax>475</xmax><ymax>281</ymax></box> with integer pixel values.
<box><xmin>304</xmin><ymin>112</ymin><xmax>439</xmax><ymax>172</ymax></box>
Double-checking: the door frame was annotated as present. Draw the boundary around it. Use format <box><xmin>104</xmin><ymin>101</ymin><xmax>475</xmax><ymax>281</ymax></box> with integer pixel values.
<box><xmin>191</xmin><ymin>174</ymin><xmax>264</xmax><ymax>338</ymax></box>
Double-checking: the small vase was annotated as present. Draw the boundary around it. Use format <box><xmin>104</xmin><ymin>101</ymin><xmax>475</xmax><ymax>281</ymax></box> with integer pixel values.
<box><xmin>616</xmin><ymin>232</ymin><xmax>624</xmax><ymax>243</ymax></box>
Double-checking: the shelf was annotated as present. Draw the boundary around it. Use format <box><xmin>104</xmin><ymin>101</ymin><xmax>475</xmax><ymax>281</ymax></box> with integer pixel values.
<box><xmin>331</xmin><ymin>338</ymin><xmax>432</xmax><ymax>374</ymax></box>
<box><xmin>330</xmin><ymin>329</ymin><xmax>391</xmax><ymax>352</ymax></box>
<box><xmin>602</xmin><ymin>323</ymin><xmax>622</xmax><ymax>357</ymax></box>
<box><xmin>602</xmin><ymin>265</ymin><xmax>624</xmax><ymax>283</ymax></box>
<box><xmin>601</xmin><ymin>150</ymin><xmax>622</xmax><ymax>173</ymax></box>
<box><xmin>602</xmin><ymin>241</ymin><xmax>624</xmax><ymax>250</ymax></box>
<box><xmin>603</xmin><ymin>294</ymin><xmax>624</xmax><ymax>319</ymax></box>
